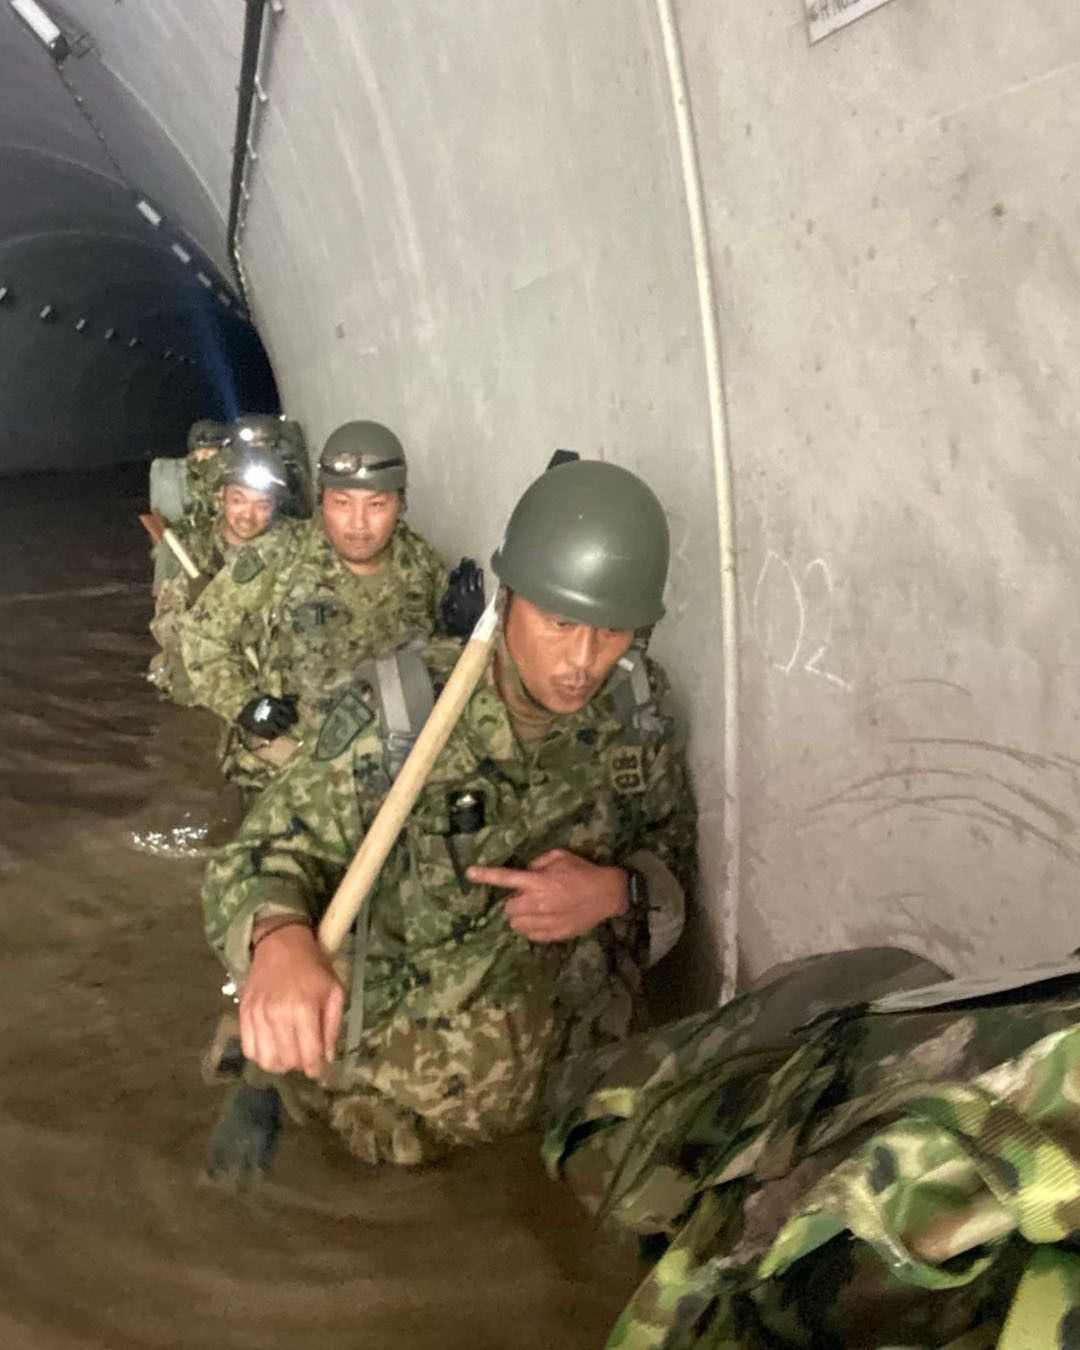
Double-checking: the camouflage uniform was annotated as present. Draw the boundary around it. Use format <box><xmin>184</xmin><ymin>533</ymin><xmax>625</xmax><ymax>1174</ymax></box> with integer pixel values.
<box><xmin>202</xmin><ymin>640</ymin><xmax>696</xmax><ymax>1165</ymax></box>
<box><xmin>543</xmin><ymin>951</ymin><xmax>1080</xmax><ymax>1349</ymax></box>
<box><xmin>180</xmin><ymin>519</ymin><xmax>447</xmax><ymax>791</ymax></box>
<box><xmin>148</xmin><ymin>453</ymin><xmax>260</xmax><ymax>704</ymax></box>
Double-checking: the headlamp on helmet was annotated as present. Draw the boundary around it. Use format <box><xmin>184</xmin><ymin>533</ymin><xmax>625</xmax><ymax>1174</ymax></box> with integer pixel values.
<box><xmin>317</xmin><ymin>421</ymin><xmax>408</xmax><ymax>493</ymax></box>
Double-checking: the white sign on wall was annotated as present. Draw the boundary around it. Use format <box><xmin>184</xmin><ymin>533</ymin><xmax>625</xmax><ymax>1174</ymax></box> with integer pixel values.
<box><xmin>805</xmin><ymin>0</ymin><xmax>899</xmax><ymax>43</ymax></box>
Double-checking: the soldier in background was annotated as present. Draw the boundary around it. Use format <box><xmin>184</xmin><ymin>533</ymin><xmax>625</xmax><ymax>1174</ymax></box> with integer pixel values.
<box><xmin>149</xmin><ymin>416</ymin><xmax>302</xmax><ymax>704</ymax></box>
<box><xmin>201</xmin><ymin>459</ymin><xmax>696</xmax><ymax>1176</ymax></box>
<box><xmin>179</xmin><ymin>420</ymin><xmax>450</xmax><ymax>793</ymax></box>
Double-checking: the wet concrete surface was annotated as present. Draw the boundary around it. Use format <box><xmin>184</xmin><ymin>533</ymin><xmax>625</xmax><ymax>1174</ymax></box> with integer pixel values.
<box><xmin>0</xmin><ymin>467</ymin><xmax>639</xmax><ymax>1349</ymax></box>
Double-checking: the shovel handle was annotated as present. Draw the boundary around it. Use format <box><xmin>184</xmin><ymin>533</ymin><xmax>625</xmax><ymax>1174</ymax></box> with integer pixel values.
<box><xmin>140</xmin><ymin>512</ymin><xmax>201</xmax><ymax>581</ymax></box>
<box><xmin>317</xmin><ymin>596</ymin><xmax>501</xmax><ymax>956</ymax></box>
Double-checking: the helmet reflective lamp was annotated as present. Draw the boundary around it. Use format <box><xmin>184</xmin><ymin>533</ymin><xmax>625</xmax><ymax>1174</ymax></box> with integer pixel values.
<box><xmin>221</xmin><ymin>443</ymin><xmax>288</xmax><ymax>493</ymax></box>
<box><xmin>318</xmin><ymin>421</ymin><xmax>407</xmax><ymax>492</ymax></box>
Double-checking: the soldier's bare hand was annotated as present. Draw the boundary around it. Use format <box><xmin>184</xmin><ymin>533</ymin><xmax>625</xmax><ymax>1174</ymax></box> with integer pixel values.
<box><xmin>468</xmin><ymin>849</ymin><xmax>628</xmax><ymax>943</ymax></box>
<box><xmin>240</xmin><ymin>925</ymin><xmax>344</xmax><ymax>1078</ymax></box>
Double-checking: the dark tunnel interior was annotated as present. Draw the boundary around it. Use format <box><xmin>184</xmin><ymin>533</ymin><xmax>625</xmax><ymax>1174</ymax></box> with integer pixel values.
<box><xmin>0</xmin><ymin>4</ymin><xmax>277</xmax><ymax>474</ymax></box>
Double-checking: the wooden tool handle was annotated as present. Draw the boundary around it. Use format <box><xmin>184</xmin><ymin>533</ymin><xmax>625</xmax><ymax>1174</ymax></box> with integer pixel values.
<box><xmin>139</xmin><ymin>511</ymin><xmax>166</xmax><ymax>543</ymax></box>
<box><xmin>140</xmin><ymin>511</ymin><xmax>201</xmax><ymax>581</ymax></box>
<box><xmin>317</xmin><ymin>596</ymin><xmax>500</xmax><ymax>956</ymax></box>
<box><xmin>161</xmin><ymin>527</ymin><xmax>202</xmax><ymax>581</ymax></box>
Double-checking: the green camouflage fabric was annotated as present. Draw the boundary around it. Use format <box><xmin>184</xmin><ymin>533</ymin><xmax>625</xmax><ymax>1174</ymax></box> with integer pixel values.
<box><xmin>202</xmin><ymin>641</ymin><xmax>696</xmax><ymax>1165</ymax></box>
<box><xmin>147</xmin><ymin>452</ymin><xmax>272</xmax><ymax>704</ymax></box>
<box><xmin>180</xmin><ymin>518</ymin><xmax>446</xmax><ymax>790</ymax></box>
<box><xmin>543</xmin><ymin>953</ymin><xmax>1080</xmax><ymax>1349</ymax></box>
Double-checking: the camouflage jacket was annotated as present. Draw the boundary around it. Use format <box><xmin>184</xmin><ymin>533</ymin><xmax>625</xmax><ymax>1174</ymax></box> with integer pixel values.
<box><xmin>179</xmin><ymin>519</ymin><xmax>447</xmax><ymax>787</ymax></box>
<box><xmin>202</xmin><ymin>642</ymin><xmax>697</xmax><ymax>1161</ymax></box>
<box><xmin>148</xmin><ymin>453</ymin><xmax>242</xmax><ymax>704</ymax></box>
<box><xmin>543</xmin><ymin>951</ymin><xmax>1080</xmax><ymax>1349</ymax></box>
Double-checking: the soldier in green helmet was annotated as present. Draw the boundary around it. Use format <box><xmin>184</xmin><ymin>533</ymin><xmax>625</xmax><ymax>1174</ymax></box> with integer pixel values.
<box><xmin>200</xmin><ymin>458</ymin><xmax>696</xmax><ymax>1179</ymax></box>
<box><xmin>179</xmin><ymin>420</ymin><xmax>451</xmax><ymax>793</ymax></box>
<box><xmin>149</xmin><ymin>415</ymin><xmax>303</xmax><ymax>704</ymax></box>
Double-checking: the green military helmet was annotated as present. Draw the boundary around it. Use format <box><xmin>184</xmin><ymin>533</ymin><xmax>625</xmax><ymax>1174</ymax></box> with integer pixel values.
<box><xmin>491</xmin><ymin>460</ymin><xmax>669</xmax><ymax>630</ymax></box>
<box><xmin>221</xmin><ymin>438</ymin><xmax>289</xmax><ymax>494</ymax></box>
<box><xmin>276</xmin><ymin>417</ymin><xmax>306</xmax><ymax>451</ymax></box>
<box><xmin>229</xmin><ymin>412</ymin><xmax>285</xmax><ymax>451</ymax></box>
<box><xmin>186</xmin><ymin>419</ymin><xmax>227</xmax><ymax>453</ymax></box>
<box><xmin>318</xmin><ymin>421</ymin><xmax>407</xmax><ymax>492</ymax></box>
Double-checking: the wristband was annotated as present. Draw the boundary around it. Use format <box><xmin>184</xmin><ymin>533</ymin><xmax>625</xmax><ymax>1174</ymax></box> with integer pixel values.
<box><xmin>250</xmin><ymin>914</ymin><xmax>311</xmax><ymax>955</ymax></box>
<box><xmin>625</xmin><ymin>866</ymin><xmax>649</xmax><ymax>916</ymax></box>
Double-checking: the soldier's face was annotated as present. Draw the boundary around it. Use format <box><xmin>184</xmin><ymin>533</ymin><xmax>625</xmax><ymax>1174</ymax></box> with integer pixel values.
<box><xmin>504</xmin><ymin>595</ymin><xmax>634</xmax><ymax>713</ymax></box>
<box><xmin>321</xmin><ymin>488</ymin><xmax>400</xmax><ymax>573</ymax></box>
<box><xmin>220</xmin><ymin>485</ymin><xmax>276</xmax><ymax>545</ymax></box>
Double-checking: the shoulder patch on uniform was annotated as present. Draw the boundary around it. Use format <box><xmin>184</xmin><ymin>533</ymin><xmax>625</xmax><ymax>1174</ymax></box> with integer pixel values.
<box><xmin>315</xmin><ymin>687</ymin><xmax>375</xmax><ymax>761</ymax></box>
<box><xmin>607</xmin><ymin>744</ymin><xmax>647</xmax><ymax>795</ymax></box>
<box><xmin>160</xmin><ymin>547</ymin><xmax>181</xmax><ymax>580</ymax></box>
<box><xmin>231</xmin><ymin>546</ymin><xmax>265</xmax><ymax>584</ymax></box>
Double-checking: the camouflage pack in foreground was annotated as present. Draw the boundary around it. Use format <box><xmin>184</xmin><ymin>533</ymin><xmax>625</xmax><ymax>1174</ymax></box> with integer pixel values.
<box><xmin>544</xmin><ymin>950</ymin><xmax>1080</xmax><ymax>1349</ymax></box>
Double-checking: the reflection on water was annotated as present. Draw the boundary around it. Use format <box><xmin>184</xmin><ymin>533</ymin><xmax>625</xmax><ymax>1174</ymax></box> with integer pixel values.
<box><xmin>0</xmin><ymin>467</ymin><xmax>636</xmax><ymax>1350</ymax></box>
<box><xmin>128</xmin><ymin>818</ymin><xmax>211</xmax><ymax>858</ymax></box>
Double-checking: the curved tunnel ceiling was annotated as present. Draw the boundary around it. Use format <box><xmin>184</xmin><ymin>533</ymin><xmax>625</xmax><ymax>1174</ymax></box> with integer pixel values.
<box><xmin>0</xmin><ymin>4</ymin><xmax>276</xmax><ymax>472</ymax></box>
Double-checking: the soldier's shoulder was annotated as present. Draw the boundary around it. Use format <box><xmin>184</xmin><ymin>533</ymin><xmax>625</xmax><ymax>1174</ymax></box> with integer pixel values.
<box><xmin>259</xmin><ymin>516</ymin><xmax>308</xmax><ymax>564</ymax></box>
<box><xmin>314</xmin><ymin>682</ymin><xmax>379</xmax><ymax>762</ymax></box>
<box><xmin>313</xmin><ymin>637</ymin><xmax>451</xmax><ymax>764</ymax></box>
<box><xmin>610</xmin><ymin>648</ymin><xmax>671</xmax><ymax>703</ymax></box>
<box><xmin>275</xmin><ymin>515</ymin><xmax>310</xmax><ymax>545</ymax></box>
<box><xmin>395</xmin><ymin>520</ymin><xmax>444</xmax><ymax>568</ymax></box>
<box><xmin>419</xmin><ymin>635</ymin><xmax>464</xmax><ymax>683</ymax></box>
<box><xmin>229</xmin><ymin>544</ymin><xmax>267</xmax><ymax>584</ymax></box>
<box><xmin>603</xmin><ymin>649</ymin><xmax>676</xmax><ymax>745</ymax></box>
<box><xmin>639</xmin><ymin>652</ymin><xmax>672</xmax><ymax>701</ymax></box>
<box><xmin>228</xmin><ymin>520</ymin><xmax>303</xmax><ymax>584</ymax></box>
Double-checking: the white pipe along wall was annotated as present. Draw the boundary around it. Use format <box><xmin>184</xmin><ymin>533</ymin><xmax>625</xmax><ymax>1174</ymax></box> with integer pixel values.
<box><xmin>55</xmin><ymin>0</ymin><xmax>1080</xmax><ymax>994</ymax></box>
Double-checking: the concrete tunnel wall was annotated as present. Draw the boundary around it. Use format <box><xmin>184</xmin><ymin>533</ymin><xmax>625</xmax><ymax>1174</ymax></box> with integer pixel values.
<box><xmin>0</xmin><ymin>3</ymin><xmax>274</xmax><ymax>472</ymax></box>
<box><xmin>52</xmin><ymin>0</ymin><xmax>1080</xmax><ymax>995</ymax></box>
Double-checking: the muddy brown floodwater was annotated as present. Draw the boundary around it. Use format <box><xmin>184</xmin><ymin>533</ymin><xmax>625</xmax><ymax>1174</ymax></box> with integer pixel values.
<box><xmin>0</xmin><ymin>467</ymin><xmax>640</xmax><ymax>1350</ymax></box>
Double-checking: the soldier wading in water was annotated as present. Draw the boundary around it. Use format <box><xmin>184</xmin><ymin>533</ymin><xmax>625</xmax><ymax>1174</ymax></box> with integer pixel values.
<box><xmin>202</xmin><ymin>459</ymin><xmax>696</xmax><ymax>1177</ymax></box>
<box><xmin>180</xmin><ymin>420</ymin><xmax>452</xmax><ymax>794</ymax></box>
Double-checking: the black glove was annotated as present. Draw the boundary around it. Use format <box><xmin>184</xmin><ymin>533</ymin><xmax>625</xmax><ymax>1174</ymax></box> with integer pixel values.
<box><xmin>236</xmin><ymin>692</ymin><xmax>299</xmax><ymax>739</ymax></box>
<box><xmin>439</xmin><ymin>557</ymin><xmax>486</xmax><ymax>638</ymax></box>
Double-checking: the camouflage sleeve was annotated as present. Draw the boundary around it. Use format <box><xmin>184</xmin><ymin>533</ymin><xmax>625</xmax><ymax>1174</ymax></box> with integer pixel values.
<box><xmin>202</xmin><ymin>743</ymin><xmax>366</xmax><ymax>977</ymax></box>
<box><xmin>149</xmin><ymin>566</ymin><xmax>192</xmax><ymax>650</ymax></box>
<box><xmin>179</xmin><ymin>549</ymin><xmax>276</xmax><ymax>722</ymax></box>
<box><xmin>428</xmin><ymin>545</ymin><xmax>449</xmax><ymax>626</ymax></box>
<box><xmin>150</xmin><ymin>537</ymin><xmax>183</xmax><ymax>599</ymax></box>
<box><xmin>184</xmin><ymin>450</ymin><xmax>223</xmax><ymax>529</ymax></box>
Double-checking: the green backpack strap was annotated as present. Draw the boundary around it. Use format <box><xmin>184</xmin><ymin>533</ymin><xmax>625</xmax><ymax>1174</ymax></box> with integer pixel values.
<box><xmin>998</xmin><ymin>1245</ymin><xmax>1080</xmax><ymax>1350</ymax></box>
<box><xmin>371</xmin><ymin>640</ymin><xmax>436</xmax><ymax>781</ymax></box>
<box><xmin>610</xmin><ymin>649</ymin><xmax>670</xmax><ymax>745</ymax></box>
<box><xmin>343</xmin><ymin>641</ymin><xmax>435</xmax><ymax>1060</ymax></box>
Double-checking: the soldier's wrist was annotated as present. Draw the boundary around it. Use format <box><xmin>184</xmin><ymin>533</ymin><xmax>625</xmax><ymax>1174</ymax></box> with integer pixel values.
<box><xmin>250</xmin><ymin>913</ymin><xmax>313</xmax><ymax>956</ymax></box>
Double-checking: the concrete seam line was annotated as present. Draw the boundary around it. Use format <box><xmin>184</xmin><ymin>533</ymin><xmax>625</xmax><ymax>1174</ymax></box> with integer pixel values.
<box><xmin>653</xmin><ymin>0</ymin><xmax>741</xmax><ymax>1002</ymax></box>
